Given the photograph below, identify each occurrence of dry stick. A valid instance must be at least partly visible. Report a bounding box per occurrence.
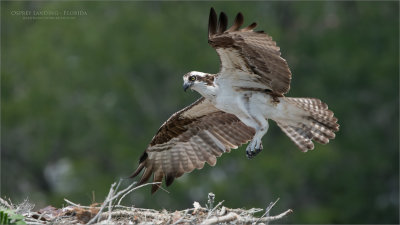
[218,206,226,216]
[90,182,117,225]
[64,199,92,209]
[36,211,47,223]
[85,181,117,225]
[24,217,45,224]
[245,209,293,223]
[201,208,293,225]
[25,221,46,225]
[205,200,224,220]
[0,197,12,208]
[87,181,162,224]
[116,182,163,205]
[103,210,159,219]
[172,209,190,225]
[105,180,133,203]
[107,193,112,222]
[256,197,280,224]
[201,212,239,225]
[229,207,263,215]
[108,181,164,204]
[92,179,133,224]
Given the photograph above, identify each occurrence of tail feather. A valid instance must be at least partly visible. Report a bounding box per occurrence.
[278,97,339,152]
[277,123,314,151]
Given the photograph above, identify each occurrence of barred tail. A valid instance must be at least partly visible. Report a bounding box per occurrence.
[277,97,339,152]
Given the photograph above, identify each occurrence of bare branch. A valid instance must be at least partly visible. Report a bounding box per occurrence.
[251,209,293,223]
[205,200,224,220]
[202,209,293,225]
[87,181,117,225]
[201,212,239,225]
[116,182,162,205]
[256,197,280,224]
[64,198,92,209]
[0,197,12,208]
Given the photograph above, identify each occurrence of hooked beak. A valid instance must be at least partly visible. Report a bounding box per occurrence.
[183,82,192,92]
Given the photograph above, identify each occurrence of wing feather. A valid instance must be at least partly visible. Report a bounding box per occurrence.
[138,167,152,185]
[151,171,164,193]
[208,8,292,95]
[213,125,240,147]
[184,143,200,170]
[227,12,244,32]
[217,12,228,34]
[179,144,194,172]
[130,97,255,193]
[208,7,217,37]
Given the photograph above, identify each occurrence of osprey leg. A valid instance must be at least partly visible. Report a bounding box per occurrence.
[234,93,271,159]
[245,117,269,159]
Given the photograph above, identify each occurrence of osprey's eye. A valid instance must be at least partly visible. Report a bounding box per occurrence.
[189,76,196,81]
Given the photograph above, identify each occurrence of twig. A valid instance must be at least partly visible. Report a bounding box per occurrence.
[87,180,163,224]
[256,197,280,224]
[0,197,12,208]
[172,209,189,225]
[36,211,46,223]
[205,200,224,220]
[201,208,293,225]
[218,206,226,216]
[202,212,238,225]
[106,180,134,203]
[86,181,117,225]
[15,198,35,215]
[24,216,50,225]
[102,209,164,219]
[116,182,162,205]
[64,199,92,209]
[107,191,112,222]
[228,207,263,215]
[249,209,293,223]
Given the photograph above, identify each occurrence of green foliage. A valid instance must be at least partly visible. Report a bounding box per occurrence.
[0,209,26,225]
[1,1,399,224]
[0,210,10,225]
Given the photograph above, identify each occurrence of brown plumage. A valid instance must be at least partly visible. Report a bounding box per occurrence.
[208,7,292,96]
[130,98,255,193]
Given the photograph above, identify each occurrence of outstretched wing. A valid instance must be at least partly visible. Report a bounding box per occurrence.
[130,97,255,193]
[208,7,292,95]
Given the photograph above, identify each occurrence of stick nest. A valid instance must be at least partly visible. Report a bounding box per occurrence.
[1,180,292,225]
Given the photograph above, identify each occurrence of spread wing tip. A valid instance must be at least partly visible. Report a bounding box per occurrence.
[209,8,260,36]
[242,22,258,31]
[208,7,217,37]
[129,151,148,178]
[227,12,244,32]
[218,12,228,34]
[209,7,229,37]
[129,163,144,178]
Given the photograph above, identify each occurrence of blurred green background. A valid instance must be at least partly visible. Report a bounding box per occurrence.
[2,1,398,224]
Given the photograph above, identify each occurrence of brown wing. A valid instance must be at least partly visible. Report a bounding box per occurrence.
[130,97,255,193]
[208,7,292,95]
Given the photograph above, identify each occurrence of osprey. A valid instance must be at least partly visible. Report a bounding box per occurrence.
[131,8,339,193]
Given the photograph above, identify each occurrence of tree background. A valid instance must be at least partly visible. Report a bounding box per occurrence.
[2,1,398,224]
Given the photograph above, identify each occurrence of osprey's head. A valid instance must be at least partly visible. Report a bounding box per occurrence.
[182,71,215,93]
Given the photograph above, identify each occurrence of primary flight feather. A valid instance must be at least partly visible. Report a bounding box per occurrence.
[130,8,339,193]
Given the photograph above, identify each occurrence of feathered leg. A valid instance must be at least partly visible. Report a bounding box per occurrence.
[237,93,269,159]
